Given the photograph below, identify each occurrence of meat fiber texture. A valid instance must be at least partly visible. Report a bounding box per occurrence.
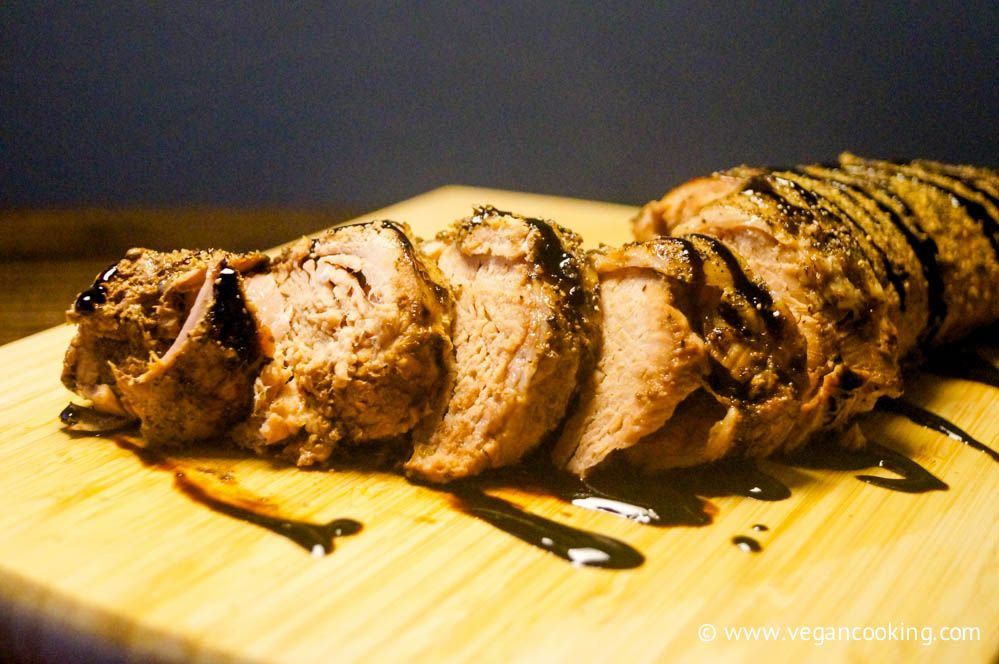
[405,206,600,482]
[231,221,455,467]
[554,236,808,476]
[589,153,999,475]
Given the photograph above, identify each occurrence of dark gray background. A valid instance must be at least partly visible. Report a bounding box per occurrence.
[3,1,997,209]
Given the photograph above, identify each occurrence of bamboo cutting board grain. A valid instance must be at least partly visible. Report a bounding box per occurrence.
[0,187,996,663]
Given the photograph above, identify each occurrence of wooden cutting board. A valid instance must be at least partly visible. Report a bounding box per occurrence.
[0,187,996,663]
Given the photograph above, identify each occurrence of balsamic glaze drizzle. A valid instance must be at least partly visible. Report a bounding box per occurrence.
[109,435,362,556]
[436,465,708,531]
[73,263,119,313]
[210,264,260,357]
[908,173,999,259]
[779,441,948,493]
[732,536,762,553]
[864,159,999,257]
[175,473,362,556]
[949,175,999,211]
[64,327,997,570]
[662,459,792,502]
[574,472,712,528]
[689,234,782,334]
[774,175,903,312]
[447,457,790,535]
[672,236,704,276]
[449,486,643,569]
[420,457,797,566]
[471,205,588,319]
[60,402,136,434]
[877,398,998,462]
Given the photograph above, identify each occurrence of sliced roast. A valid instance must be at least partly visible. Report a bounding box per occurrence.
[405,206,599,483]
[232,220,455,467]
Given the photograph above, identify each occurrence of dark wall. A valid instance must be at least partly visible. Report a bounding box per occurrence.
[3,2,997,209]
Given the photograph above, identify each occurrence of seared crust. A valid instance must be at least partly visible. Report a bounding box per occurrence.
[837,153,999,344]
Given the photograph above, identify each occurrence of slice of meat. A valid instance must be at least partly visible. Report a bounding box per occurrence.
[555,236,808,476]
[232,220,455,467]
[62,248,269,444]
[405,206,599,483]
[553,245,708,475]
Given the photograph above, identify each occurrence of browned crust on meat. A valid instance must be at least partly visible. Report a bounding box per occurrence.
[62,248,269,444]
